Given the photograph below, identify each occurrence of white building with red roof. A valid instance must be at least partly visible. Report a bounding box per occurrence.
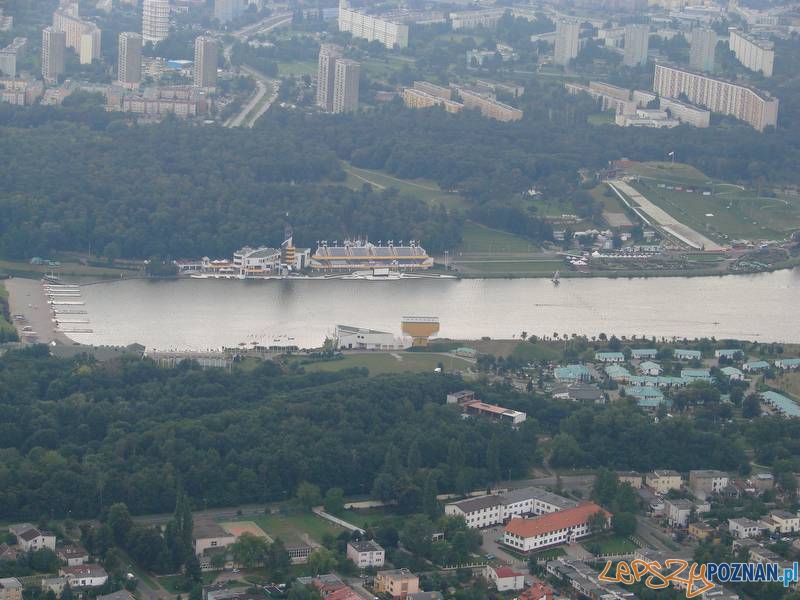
[502,503,610,553]
[485,565,525,591]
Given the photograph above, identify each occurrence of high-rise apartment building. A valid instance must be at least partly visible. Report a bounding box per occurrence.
[728,29,773,77]
[689,28,716,73]
[623,25,649,66]
[79,23,101,64]
[118,32,142,86]
[0,37,26,78]
[653,64,778,131]
[42,27,66,83]
[316,43,342,111]
[142,0,170,44]
[214,0,245,25]
[332,58,360,114]
[553,19,579,66]
[193,36,218,89]
[338,0,409,49]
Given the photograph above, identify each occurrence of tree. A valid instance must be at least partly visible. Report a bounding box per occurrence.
[60,583,73,600]
[612,512,637,537]
[323,487,345,515]
[400,515,433,558]
[591,468,618,507]
[486,435,501,485]
[307,547,337,574]
[106,503,133,546]
[296,482,322,511]
[588,511,608,536]
[423,471,440,519]
[268,538,291,579]
[287,584,323,600]
[743,393,761,418]
[231,533,270,569]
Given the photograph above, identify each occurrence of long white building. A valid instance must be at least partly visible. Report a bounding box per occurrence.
[445,487,578,529]
[659,96,711,127]
[728,29,773,77]
[338,0,409,49]
[653,64,778,131]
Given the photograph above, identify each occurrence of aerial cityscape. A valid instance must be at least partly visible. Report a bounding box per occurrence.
[1,0,800,599]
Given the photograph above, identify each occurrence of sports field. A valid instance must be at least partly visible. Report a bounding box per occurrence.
[252,513,343,546]
[220,521,271,540]
[299,352,472,375]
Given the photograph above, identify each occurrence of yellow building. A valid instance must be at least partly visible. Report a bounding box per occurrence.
[374,569,419,599]
[401,317,440,347]
[688,522,715,541]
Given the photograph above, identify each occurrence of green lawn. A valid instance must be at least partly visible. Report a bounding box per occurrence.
[588,110,615,125]
[298,352,472,376]
[582,535,638,556]
[252,513,343,546]
[157,572,217,593]
[455,222,539,253]
[454,260,564,276]
[342,163,466,210]
[277,61,317,77]
[341,507,398,529]
[0,258,133,278]
[531,547,567,561]
[0,282,16,337]
[360,57,415,80]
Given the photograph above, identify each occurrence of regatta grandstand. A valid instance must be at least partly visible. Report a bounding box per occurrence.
[309,240,434,271]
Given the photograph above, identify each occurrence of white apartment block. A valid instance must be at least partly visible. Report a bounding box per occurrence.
[316,44,342,111]
[660,97,711,127]
[690,28,716,73]
[450,9,506,30]
[623,25,649,66]
[458,88,522,122]
[653,64,778,131]
[444,487,578,529]
[338,1,409,49]
[688,470,729,499]
[664,498,694,527]
[729,29,773,77]
[554,19,579,66]
[728,518,761,539]
[332,58,360,114]
[346,540,385,568]
[403,88,463,113]
[759,510,800,534]
[142,0,170,43]
[79,24,100,64]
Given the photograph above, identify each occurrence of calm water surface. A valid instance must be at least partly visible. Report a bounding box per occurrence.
[76,270,800,350]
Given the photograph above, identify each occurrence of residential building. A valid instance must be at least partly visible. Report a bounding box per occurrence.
[0,38,26,78]
[519,582,554,600]
[690,28,716,73]
[743,360,770,372]
[639,361,662,376]
[615,109,680,128]
[775,358,800,370]
[595,351,625,363]
[59,565,108,588]
[42,27,66,83]
[623,25,649,67]
[450,9,505,30]
[335,325,401,350]
[659,97,711,127]
[554,19,580,66]
[0,544,19,562]
[752,473,774,491]
[645,470,682,494]
[9,524,56,552]
[41,578,67,595]
[316,43,342,111]
[759,510,800,534]
[338,1,409,49]
[215,0,245,24]
[715,349,742,360]
[617,471,643,489]
[413,80,450,99]
[57,546,89,566]
[565,81,637,116]
[457,88,522,122]
[633,89,657,106]
[116,86,210,119]
[407,593,443,600]
[332,58,360,114]
[484,565,525,591]
[761,391,800,418]
[503,503,610,553]
[118,32,142,87]
[193,36,218,89]
[664,498,694,527]
[631,349,658,359]
[0,579,22,600]
[444,487,577,528]
[142,0,170,43]
[52,7,99,57]
[96,592,134,600]
[403,88,463,113]
[346,540,385,568]
[374,569,419,599]
[551,383,605,403]
[729,29,773,77]
[193,520,236,557]
[446,390,475,404]
[0,77,44,106]
[554,364,591,382]
[674,348,701,360]
[79,23,101,64]
[689,470,729,499]
[545,559,634,599]
[728,518,761,539]
[653,64,779,132]
[689,522,715,541]
[460,398,526,425]
[605,365,631,382]
[681,368,712,382]
[721,366,744,380]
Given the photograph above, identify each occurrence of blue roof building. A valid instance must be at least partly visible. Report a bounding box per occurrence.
[743,361,770,372]
[625,386,665,400]
[681,368,712,382]
[629,375,687,388]
[639,361,663,375]
[720,366,744,380]
[674,349,702,360]
[715,349,743,359]
[554,364,591,382]
[596,351,625,363]
[761,391,800,418]
[605,365,631,381]
[775,358,800,370]
[631,349,659,359]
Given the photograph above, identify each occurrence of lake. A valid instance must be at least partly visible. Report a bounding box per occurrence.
[72,269,800,350]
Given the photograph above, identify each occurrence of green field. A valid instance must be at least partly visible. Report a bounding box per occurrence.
[626,161,800,241]
[455,222,539,253]
[582,535,638,556]
[588,110,616,126]
[0,258,133,278]
[0,282,17,338]
[157,572,217,593]
[342,163,466,210]
[252,513,343,546]
[277,61,317,77]
[297,352,472,375]
[360,57,416,80]
[341,507,397,529]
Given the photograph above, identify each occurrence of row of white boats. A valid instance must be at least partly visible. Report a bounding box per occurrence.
[189,268,457,281]
[44,282,93,334]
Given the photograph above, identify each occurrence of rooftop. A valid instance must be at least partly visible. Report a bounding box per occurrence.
[500,487,579,510]
[448,494,504,513]
[505,503,609,538]
[348,539,383,553]
[193,519,234,540]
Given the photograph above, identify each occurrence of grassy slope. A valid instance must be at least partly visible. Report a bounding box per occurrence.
[298,352,472,375]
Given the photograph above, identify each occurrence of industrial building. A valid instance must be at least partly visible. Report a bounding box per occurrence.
[334,325,404,350]
[310,241,433,271]
[653,64,778,131]
[729,29,774,77]
[338,0,409,49]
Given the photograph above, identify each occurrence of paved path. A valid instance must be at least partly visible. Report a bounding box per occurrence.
[608,180,723,251]
[5,277,76,345]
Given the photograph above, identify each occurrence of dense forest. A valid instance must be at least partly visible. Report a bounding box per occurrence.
[0,110,461,259]
[0,347,778,521]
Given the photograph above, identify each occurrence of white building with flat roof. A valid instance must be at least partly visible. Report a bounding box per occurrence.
[729,29,773,77]
[338,0,409,48]
[334,325,403,350]
[659,97,711,127]
[346,540,385,568]
[554,19,579,66]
